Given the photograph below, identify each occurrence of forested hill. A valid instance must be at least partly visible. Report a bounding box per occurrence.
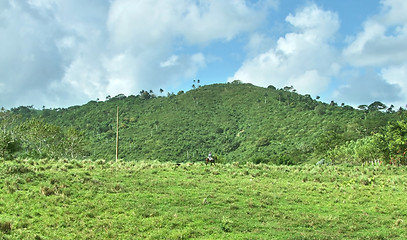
[6,82,406,164]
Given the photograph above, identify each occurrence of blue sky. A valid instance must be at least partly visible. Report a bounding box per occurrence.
[1,0,407,109]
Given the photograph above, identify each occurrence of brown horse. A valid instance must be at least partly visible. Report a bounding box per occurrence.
[205,156,216,165]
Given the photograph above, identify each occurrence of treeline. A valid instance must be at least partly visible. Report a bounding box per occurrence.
[0,110,87,159]
[327,120,407,165]
[1,83,407,165]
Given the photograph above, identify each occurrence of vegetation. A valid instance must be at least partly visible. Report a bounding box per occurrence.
[1,83,407,239]
[327,120,407,165]
[1,159,407,239]
[2,83,406,165]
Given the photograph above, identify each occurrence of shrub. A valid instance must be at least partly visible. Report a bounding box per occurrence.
[224,142,240,152]
[5,163,32,174]
[255,137,270,147]
[327,136,381,165]
[250,155,268,164]
[375,120,407,165]
[0,221,12,234]
[221,216,233,232]
[40,186,57,196]
[275,155,294,165]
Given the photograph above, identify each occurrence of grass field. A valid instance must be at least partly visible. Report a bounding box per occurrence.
[1,159,407,239]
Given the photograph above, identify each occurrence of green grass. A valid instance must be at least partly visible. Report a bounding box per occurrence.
[1,159,407,239]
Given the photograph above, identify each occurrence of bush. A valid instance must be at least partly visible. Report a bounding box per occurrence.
[329,120,407,165]
[255,137,270,147]
[0,132,20,159]
[221,216,234,232]
[275,155,294,165]
[327,136,381,165]
[375,120,407,165]
[0,221,12,234]
[215,128,224,134]
[224,142,240,152]
[5,163,32,174]
[250,155,268,164]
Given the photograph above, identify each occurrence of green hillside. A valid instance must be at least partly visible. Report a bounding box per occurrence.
[4,82,405,164]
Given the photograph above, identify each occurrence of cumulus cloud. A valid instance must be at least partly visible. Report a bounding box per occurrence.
[245,33,275,57]
[4,0,405,109]
[0,0,111,107]
[333,68,402,105]
[108,0,270,46]
[336,0,407,106]
[229,4,340,95]
[230,1,407,108]
[103,0,274,96]
[343,0,407,66]
[380,64,407,107]
[0,0,275,108]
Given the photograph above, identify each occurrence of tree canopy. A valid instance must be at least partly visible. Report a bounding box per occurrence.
[2,83,406,165]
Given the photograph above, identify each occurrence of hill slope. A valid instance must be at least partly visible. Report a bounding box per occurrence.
[12,83,398,163]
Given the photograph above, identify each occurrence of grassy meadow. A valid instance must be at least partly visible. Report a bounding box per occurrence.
[1,159,407,239]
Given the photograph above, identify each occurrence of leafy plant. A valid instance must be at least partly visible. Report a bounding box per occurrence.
[374,120,407,165]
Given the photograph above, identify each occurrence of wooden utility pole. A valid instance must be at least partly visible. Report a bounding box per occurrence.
[116,106,119,162]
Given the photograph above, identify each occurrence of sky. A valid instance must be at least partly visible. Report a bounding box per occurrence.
[1,0,407,109]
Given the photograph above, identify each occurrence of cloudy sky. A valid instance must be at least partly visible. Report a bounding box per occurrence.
[1,0,407,109]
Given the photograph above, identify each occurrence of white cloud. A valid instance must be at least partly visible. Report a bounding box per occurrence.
[0,0,278,107]
[0,0,111,107]
[337,0,407,107]
[245,33,275,57]
[343,0,407,66]
[27,0,57,9]
[229,4,340,95]
[285,3,339,41]
[381,64,407,107]
[0,0,275,108]
[107,0,273,49]
[382,64,407,90]
[177,1,268,44]
[230,1,407,108]
[160,55,179,68]
[85,0,274,100]
[5,0,405,110]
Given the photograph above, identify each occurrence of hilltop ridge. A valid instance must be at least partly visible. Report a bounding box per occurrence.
[7,82,400,164]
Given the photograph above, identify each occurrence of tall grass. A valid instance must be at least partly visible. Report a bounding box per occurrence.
[1,159,406,239]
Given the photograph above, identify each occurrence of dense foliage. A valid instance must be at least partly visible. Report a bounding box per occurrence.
[1,83,406,164]
[326,119,407,165]
[0,110,87,160]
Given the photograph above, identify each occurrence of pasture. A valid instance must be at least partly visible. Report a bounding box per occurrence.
[1,159,407,239]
